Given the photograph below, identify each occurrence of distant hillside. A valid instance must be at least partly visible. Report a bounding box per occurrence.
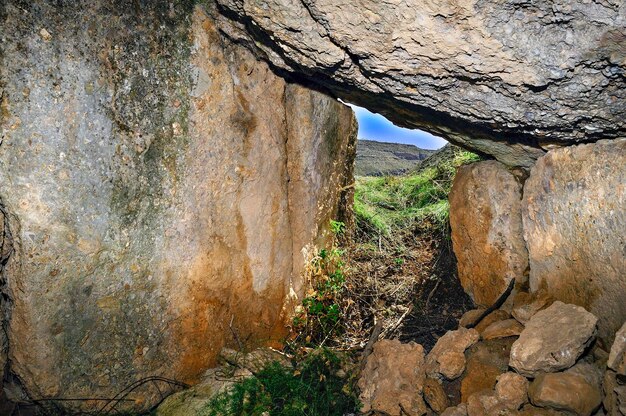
[355,140,436,176]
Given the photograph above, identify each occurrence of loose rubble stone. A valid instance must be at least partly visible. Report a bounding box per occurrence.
[528,363,602,416]
[459,309,487,329]
[495,372,529,411]
[510,302,598,377]
[461,338,514,402]
[441,403,468,416]
[358,340,427,416]
[426,328,479,380]
[523,140,626,344]
[423,377,449,414]
[482,319,524,341]
[609,321,626,375]
[475,309,511,334]
[603,370,626,416]
[450,161,528,307]
[512,291,554,324]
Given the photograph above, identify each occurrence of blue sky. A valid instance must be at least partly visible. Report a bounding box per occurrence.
[347,104,448,150]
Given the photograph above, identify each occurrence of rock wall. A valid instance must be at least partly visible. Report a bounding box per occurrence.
[450,139,626,347]
[0,1,356,412]
[214,0,626,167]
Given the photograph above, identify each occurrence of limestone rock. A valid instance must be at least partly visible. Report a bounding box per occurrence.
[482,319,524,341]
[461,338,514,403]
[423,377,449,414]
[604,370,626,416]
[528,364,603,416]
[609,321,626,375]
[0,3,356,412]
[459,309,487,329]
[495,372,529,411]
[220,348,292,374]
[425,328,479,380]
[358,340,427,416]
[215,0,626,167]
[441,403,468,416]
[475,310,511,334]
[450,161,528,307]
[523,139,626,344]
[512,291,554,325]
[510,302,598,377]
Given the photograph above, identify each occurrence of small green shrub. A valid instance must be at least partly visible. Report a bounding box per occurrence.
[205,350,360,416]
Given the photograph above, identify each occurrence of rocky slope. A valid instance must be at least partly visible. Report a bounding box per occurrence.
[355,140,434,176]
[214,0,626,167]
[0,2,355,412]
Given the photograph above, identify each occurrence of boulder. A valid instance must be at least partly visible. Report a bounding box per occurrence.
[608,321,626,375]
[449,161,528,307]
[511,291,554,325]
[528,363,603,416]
[482,319,524,341]
[358,340,428,416]
[425,328,480,380]
[0,3,356,412]
[510,302,598,377]
[523,139,626,345]
[215,0,626,167]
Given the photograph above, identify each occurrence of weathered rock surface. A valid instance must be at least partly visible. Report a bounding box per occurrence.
[482,319,524,341]
[358,340,427,416]
[441,403,468,416]
[523,139,626,345]
[528,363,603,416]
[475,310,512,334]
[608,322,626,375]
[495,372,529,411]
[510,302,598,377]
[450,161,528,307]
[0,2,355,412]
[214,0,626,167]
[512,291,554,325]
[426,328,480,380]
[461,338,514,403]
[424,376,449,414]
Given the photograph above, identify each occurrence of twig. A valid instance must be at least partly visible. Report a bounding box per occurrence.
[229,315,244,351]
[424,279,442,311]
[359,318,384,372]
[380,304,414,339]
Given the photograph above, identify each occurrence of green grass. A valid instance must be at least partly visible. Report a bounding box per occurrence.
[205,350,360,416]
[354,149,481,238]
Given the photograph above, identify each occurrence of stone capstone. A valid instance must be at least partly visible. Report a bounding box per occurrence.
[358,340,428,416]
[449,161,528,307]
[214,0,626,167]
[0,3,356,412]
[510,302,598,377]
[523,139,626,345]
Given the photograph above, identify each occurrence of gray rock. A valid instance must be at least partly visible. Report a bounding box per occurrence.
[523,139,626,345]
[214,0,626,167]
[450,161,528,307]
[510,302,598,377]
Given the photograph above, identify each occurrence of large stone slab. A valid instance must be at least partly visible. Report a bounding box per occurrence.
[0,3,355,412]
[509,302,597,377]
[450,161,528,307]
[523,139,626,345]
[215,0,626,167]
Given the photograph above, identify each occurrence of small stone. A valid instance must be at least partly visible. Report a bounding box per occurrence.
[423,377,449,414]
[517,404,569,415]
[459,309,487,328]
[509,301,598,377]
[425,328,479,380]
[608,321,626,375]
[39,28,52,42]
[512,291,553,324]
[475,309,510,334]
[461,338,514,403]
[482,319,524,340]
[441,403,468,416]
[358,340,427,416]
[528,364,602,416]
[467,390,500,416]
[495,372,528,410]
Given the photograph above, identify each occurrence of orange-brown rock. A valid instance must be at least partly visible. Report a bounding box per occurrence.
[511,291,554,324]
[450,161,528,307]
[0,4,356,413]
[475,309,511,334]
[482,319,524,341]
[461,338,514,403]
[426,328,480,380]
[424,377,449,414]
[523,139,626,345]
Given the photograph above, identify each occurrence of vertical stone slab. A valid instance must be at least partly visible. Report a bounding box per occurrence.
[523,139,626,345]
[450,160,528,307]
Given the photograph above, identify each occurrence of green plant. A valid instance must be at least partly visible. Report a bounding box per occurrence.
[329,220,346,236]
[205,350,360,416]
